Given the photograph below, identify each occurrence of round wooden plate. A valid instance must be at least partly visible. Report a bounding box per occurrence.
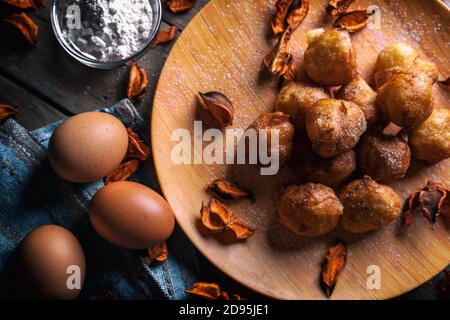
[152,0,450,299]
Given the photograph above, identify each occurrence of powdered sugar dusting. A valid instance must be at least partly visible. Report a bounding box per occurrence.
[65,0,154,61]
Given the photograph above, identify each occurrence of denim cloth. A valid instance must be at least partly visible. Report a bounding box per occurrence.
[0,99,201,300]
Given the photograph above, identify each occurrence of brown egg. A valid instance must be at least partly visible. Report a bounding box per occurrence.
[48,112,129,183]
[18,225,86,300]
[89,181,175,249]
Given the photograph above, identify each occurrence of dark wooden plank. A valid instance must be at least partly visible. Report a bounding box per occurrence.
[0,6,176,118]
[162,0,209,28]
[0,74,65,130]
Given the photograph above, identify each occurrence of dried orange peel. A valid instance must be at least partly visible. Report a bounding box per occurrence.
[200,198,255,240]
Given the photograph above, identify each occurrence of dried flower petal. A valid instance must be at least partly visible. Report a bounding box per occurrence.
[227,218,255,239]
[164,0,196,14]
[127,63,149,102]
[207,179,253,200]
[271,0,308,37]
[104,159,140,184]
[151,26,177,48]
[126,128,151,161]
[263,29,294,80]
[220,290,229,300]
[200,198,255,240]
[2,12,38,46]
[420,186,445,225]
[401,190,420,227]
[286,0,309,33]
[0,104,19,121]
[3,0,35,9]
[440,193,450,218]
[198,91,234,128]
[271,0,294,37]
[321,240,347,298]
[144,242,168,265]
[333,10,373,33]
[326,0,355,17]
[200,201,225,233]
[209,197,234,226]
[402,181,450,227]
[185,282,222,300]
[281,58,297,84]
[185,282,242,300]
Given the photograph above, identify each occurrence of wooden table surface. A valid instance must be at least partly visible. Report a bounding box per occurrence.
[0,0,447,300]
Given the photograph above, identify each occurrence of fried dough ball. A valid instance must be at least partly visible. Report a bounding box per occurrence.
[275,82,329,130]
[376,71,433,128]
[339,176,401,233]
[246,112,295,167]
[357,131,411,182]
[375,43,438,88]
[409,108,450,165]
[375,43,418,74]
[373,67,406,90]
[305,99,367,158]
[303,30,357,86]
[278,184,343,237]
[413,58,439,82]
[336,75,379,127]
[293,135,356,187]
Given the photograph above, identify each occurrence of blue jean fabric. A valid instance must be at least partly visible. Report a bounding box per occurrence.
[0,99,201,299]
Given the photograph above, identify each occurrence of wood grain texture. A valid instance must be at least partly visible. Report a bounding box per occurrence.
[0,74,65,129]
[152,0,450,300]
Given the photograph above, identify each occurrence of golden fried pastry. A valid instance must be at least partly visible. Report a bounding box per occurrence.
[413,58,439,82]
[292,135,356,187]
[409,108,450,165]
[278,183,343,237]
[376,71,433,128]
[275,82,329,130]
[305,99,367,158]
[339,176,401,233]
[375,43,419,74]
[303,30,357,86]
[246,112,295,167]
[375,43,438,88]
[336,75,379,127]
[373,67,406,90]
[357,131,411,182]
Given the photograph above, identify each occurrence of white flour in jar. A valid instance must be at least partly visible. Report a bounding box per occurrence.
[64,0,153,61]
